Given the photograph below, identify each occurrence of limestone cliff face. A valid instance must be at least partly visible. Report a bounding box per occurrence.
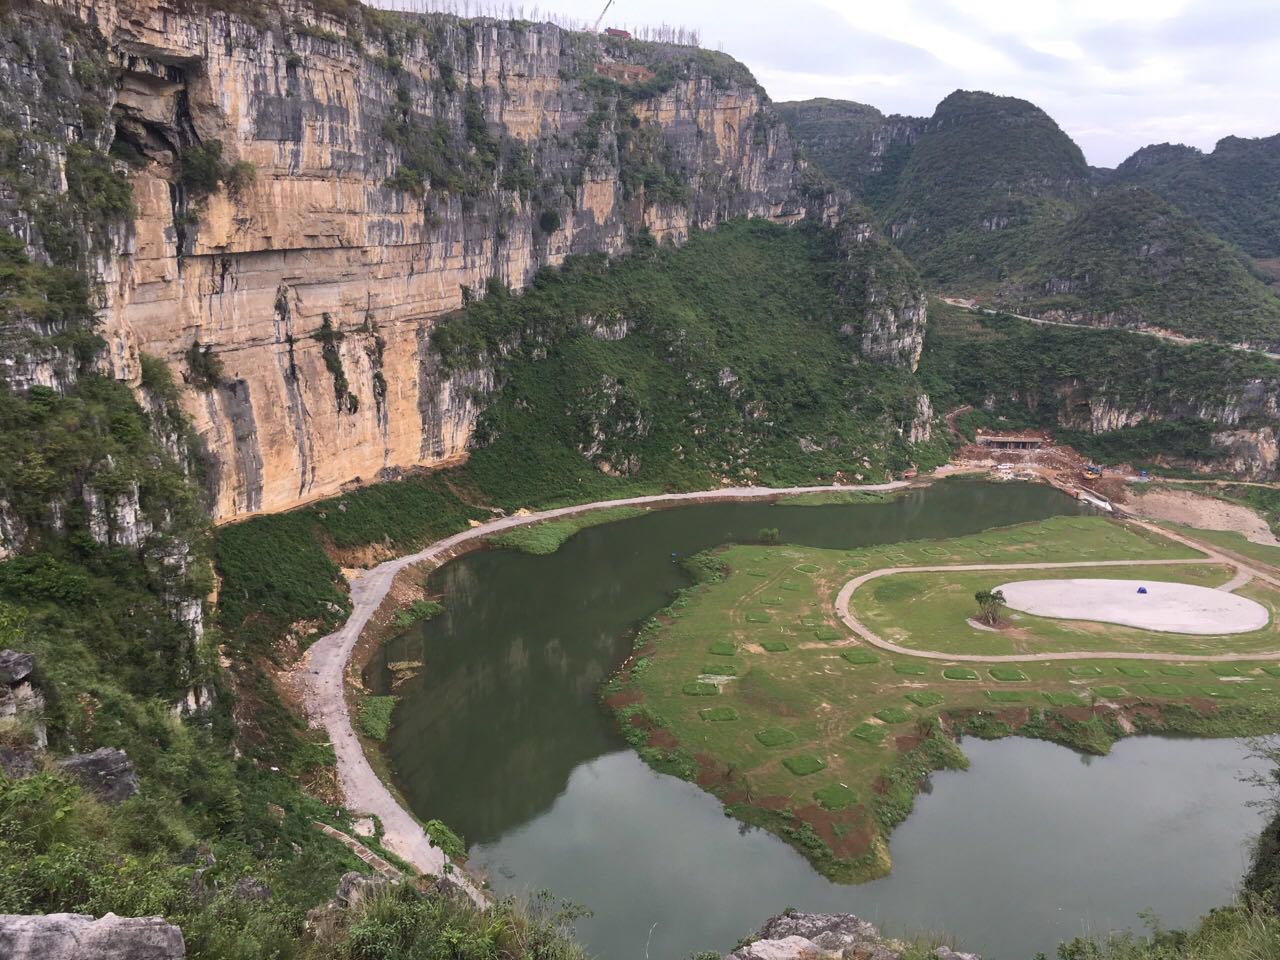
[836,217,928,369]
[990,377,1280,477]
[68,0,826,518]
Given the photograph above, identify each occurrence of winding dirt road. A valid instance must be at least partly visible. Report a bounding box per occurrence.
[298,482,1280,894]
[962,302,1280,361]
[297,481,909,894]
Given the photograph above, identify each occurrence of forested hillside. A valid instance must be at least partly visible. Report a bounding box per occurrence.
[1113,134,1280,260]
[781,92,1280,348]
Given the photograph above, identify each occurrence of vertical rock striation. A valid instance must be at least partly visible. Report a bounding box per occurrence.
[57,0,842,518]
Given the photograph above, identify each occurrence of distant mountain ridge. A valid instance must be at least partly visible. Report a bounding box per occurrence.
[1111,133,1280,260]
[779,92,1280,348]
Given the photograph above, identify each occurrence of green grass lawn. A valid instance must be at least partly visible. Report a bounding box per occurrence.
[1157,522,1280,571]
[607,514,1280,884]
[484,505,649,554]
[855,561,1280,657]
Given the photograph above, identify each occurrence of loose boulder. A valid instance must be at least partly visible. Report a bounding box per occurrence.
[334,870,389,909]
[0,650,34,686]
[0,912,185,959]
[56,748,139,804]
[726,912,980,960]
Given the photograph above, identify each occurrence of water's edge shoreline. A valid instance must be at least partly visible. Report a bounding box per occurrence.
[294,479,918,897]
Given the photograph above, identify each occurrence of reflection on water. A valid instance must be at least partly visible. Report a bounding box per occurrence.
[373,480,1086,844]
[471,738,1263,960]
[360,482,1264,956]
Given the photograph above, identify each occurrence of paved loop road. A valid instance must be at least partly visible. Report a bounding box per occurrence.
[834,521,1280,663]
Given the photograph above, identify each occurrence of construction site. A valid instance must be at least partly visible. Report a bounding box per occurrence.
[947,422,1132,513]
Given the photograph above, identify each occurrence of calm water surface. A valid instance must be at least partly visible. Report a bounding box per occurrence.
[370,481,1265,958]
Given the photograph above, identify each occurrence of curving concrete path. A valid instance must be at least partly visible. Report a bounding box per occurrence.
[297,481,909,896]
[834,541,1280,664]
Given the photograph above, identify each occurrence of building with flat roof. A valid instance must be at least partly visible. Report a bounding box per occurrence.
[974,430,1047,451]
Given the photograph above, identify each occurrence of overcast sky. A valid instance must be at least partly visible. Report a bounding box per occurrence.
[466,0,1280,167]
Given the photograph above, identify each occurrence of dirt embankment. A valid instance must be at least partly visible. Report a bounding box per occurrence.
[1129,487,1280,547]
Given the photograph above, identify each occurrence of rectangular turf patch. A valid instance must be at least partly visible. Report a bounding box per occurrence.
[906,691,944,708]
[702,664,738,677]
[943,667,979,681]
[841,649,879,665]
[1093,685,1127,699]
[1159,666,1195,677]
[1069,665,1104,677]
[814,627,842,642]
[699,706,739,722]
[682,682,718,696]
[1209,664,1243,676]
[986,690,1026,703]
[813,783,858,811]
[782,753,827,776]
[708,641,737,656]
[874,707,911,724]
[745,613,772,623]
[1144,682,1181,696]
[1116,666,1150,678]
[1202,686,1239,699]
[755,726,797,747]
[989,667,1029,682]
[1043,692,1086,707]
[850,723,887,744]
[1262,666,1280,677]
[760,640,790,653]
[893,662,928,676]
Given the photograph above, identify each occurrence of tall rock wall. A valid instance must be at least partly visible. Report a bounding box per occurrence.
[63,0,830,518]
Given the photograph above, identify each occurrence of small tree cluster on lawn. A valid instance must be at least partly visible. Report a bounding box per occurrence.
[974,588,1006,627]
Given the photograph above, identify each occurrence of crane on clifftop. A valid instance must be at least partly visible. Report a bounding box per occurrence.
[591,0,615,33]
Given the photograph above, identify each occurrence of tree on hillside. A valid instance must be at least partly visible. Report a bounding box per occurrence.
[974,588,1006,627]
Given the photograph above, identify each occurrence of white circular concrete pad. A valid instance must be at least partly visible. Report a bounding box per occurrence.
[994,578,1270,636]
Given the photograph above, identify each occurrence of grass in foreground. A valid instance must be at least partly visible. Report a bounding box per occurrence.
[605,515,1280,883]
[303,886,585,960]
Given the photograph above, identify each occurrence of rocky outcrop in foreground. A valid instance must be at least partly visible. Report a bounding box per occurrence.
[0,912,185,960]
[726,912,978,960]
[55,748,140,805]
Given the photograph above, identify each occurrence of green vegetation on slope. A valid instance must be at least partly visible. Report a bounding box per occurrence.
[219,219,944,653]
[301,886,584,960]
[919,301,1280,468]
[434,219,940,503]
[0,232,373,960]
[1113,135,1280,260]
[0,7,591,956]
[781,92,1280,345]
[774,98,911,208]
[485,505,649,555]
[1006,187,1280,347]
[215,473,487,650]
[880,90,1090,287]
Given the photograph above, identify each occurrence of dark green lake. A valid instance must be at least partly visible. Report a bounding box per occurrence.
[370,480,1264,959]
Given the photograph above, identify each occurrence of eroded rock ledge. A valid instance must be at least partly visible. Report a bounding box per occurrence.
[726,911,979,960]
[0,912,185,960]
